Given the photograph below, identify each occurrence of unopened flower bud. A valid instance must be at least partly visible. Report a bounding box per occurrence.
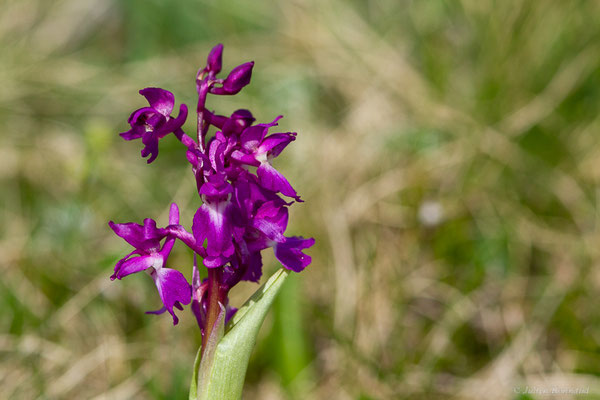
[207,43,223,74]
[222,62,254,94]
[223,109,255,135]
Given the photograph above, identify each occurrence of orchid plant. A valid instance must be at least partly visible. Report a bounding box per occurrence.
[108,44,314,399]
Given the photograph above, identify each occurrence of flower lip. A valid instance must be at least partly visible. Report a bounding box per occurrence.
[192,199,236,263]
[274,236,315,272]
[150,267,192,325]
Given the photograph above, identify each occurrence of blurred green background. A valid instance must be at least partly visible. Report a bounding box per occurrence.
[2,0,600,399]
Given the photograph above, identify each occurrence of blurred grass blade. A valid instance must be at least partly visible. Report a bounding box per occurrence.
[195,268,289,400]
[272,275,313,387]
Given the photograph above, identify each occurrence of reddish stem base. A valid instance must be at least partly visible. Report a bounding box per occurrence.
[201,267,227,355]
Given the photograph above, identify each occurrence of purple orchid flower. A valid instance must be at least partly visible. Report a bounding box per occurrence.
[231,117,302,201]
[120,88,188,163]
[235,177,312,273]
[192,174,240,268]
[111,44,314,337]
[109,203,191,324]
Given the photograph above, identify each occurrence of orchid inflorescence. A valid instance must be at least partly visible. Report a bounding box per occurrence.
[109,44,314,341]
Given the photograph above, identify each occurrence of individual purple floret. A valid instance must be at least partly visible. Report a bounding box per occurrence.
[231,116,302,201]
[120,88,188,163]
[210,62,254,95]
[206,44,223,74]
[192,174,238,267]
[110,44,314,350]
[109,203,191,324]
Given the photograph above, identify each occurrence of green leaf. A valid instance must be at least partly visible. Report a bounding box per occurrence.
[271,275,313,387]
[189,305,225,400]
[192,268,290,400]
[189,347,202,400]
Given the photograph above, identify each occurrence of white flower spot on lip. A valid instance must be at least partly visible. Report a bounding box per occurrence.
[145,256,164,276]
[152,257,164,270]
[255,152,268,164]
[207,199,230,228]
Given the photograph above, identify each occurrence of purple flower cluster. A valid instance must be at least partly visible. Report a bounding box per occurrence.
[109,44,314,330]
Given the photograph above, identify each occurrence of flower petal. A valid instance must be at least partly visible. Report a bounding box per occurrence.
[222,109,255,136]
[230,150,260,167]
[145,306,167,315]
[139,88,175,117]
[112,254,158,280]
[239,116,282,152]
[192,201,235,259]
[151,267,192,325]
[257,132,296,159]
[203,254,230,268]
[119,125,145,141]
[208,136,227,172]
[274,236,315,272]
[199,175,233,199]
[127,107,156,125]
[160,104,188,138]
[241,251,263,282]
[257,162,301,201]
[141,131,159,164]
[239,126,266,153]
[251,201,288,242]
[108,219,165,252]
[169,203,180,225]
